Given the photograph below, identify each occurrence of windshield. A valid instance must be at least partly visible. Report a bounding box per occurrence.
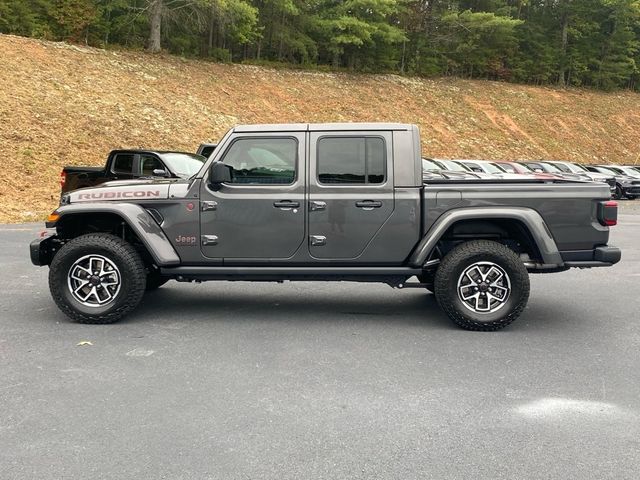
[476,162,505,174]
[571,163,590,172]
[618,166,640,177]
[540,162,563,173]
[548,162,581,174]
[422,159,441,171]
[436,160,469,172]
[494,162,515,173]
[596,166,618,176]
[160,153,206,176]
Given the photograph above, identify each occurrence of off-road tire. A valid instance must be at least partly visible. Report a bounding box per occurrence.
[434,240,530,331]
[49,233,146,324]
[146,269,169,291]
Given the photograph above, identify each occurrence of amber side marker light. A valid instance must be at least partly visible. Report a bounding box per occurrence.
[47,212,60,223]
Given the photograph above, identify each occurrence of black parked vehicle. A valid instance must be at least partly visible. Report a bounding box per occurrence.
[60,150,206,195]
[196,143,218,158]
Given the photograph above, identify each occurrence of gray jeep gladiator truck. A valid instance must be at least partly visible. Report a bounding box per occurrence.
[31,123,621,331]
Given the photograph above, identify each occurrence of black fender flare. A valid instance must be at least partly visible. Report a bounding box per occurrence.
[52,203,181,266]
[408,207,563,268]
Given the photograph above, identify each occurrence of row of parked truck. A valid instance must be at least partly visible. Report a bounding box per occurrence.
[422,158,640,200]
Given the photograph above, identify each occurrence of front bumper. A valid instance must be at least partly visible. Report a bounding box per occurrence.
[30,233,57,266]
[621,185,640,196]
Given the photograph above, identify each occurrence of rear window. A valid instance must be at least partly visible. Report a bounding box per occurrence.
[112,154,134,174]
[317,137,385,185]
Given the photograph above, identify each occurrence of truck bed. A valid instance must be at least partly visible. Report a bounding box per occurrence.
[422,180,611,253]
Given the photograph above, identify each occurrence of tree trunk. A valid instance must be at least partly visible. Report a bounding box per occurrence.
[208,2,215,55]
[558,11,568,86]
[148,0,163,53]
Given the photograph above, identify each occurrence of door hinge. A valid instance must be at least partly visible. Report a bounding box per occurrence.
[201,235,219,246]
[201,201,218,211]
[310,235,326,246]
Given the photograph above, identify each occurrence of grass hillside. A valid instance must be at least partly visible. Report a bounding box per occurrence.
[1,34,640,223]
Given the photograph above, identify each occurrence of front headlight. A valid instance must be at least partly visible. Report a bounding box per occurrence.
[59,194,70,206]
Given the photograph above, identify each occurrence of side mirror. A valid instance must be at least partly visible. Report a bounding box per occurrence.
[210,162,232,185]
[152,169,168,177]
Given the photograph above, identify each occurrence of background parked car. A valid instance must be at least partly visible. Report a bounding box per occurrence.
[541,160,616,195]
[429,159,491,178]
[585,165,640,199]
[422,158,480,180]
[454,160,535,180]
[607,165,640,179]
[492,161,559,180]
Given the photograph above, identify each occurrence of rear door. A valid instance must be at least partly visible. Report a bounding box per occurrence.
[308,131,394,260]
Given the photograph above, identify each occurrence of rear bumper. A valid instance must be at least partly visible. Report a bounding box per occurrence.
[527,245,621,272]
[561,245,621,268]
[30,233,56,266]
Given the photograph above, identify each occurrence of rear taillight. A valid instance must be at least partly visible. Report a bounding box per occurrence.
[60,170,66,187]
[598,200,618,226]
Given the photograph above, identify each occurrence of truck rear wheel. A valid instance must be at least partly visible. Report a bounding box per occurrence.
[49,233,146,324]
[434,240,530,331]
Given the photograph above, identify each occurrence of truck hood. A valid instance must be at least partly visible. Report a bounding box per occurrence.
[65,178,187,203]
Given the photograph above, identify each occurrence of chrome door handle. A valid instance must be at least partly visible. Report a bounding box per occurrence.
[309,201,326,211]
[355,200,382,210]
[201,235,218,246]
[310,235,326,246]
[201,201,218,211]
[273,200,300,210]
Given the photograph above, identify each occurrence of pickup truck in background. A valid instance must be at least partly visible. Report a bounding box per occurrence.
[60,150,206,195]
[33,123,621,331]
[196,143,217,158]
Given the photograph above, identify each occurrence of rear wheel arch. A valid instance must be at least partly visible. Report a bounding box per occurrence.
[410,207,562,268]
[436,218,543,263]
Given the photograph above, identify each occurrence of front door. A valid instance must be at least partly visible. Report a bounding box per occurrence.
[200,132,306,260]
[308,131,394,260]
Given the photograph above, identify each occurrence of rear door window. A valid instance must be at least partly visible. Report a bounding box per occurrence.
[317,137,386,185]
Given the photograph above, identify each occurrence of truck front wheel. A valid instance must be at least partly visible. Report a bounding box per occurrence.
[434,240,530,331]
[49,233,146,324]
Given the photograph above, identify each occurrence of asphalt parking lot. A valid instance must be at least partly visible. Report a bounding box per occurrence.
[1,207,639,479]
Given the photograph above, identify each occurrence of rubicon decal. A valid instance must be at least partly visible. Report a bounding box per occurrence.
[77,190,162,200]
